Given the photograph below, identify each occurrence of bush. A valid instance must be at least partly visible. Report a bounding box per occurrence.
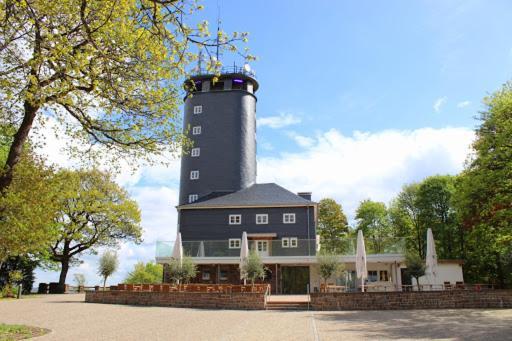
[125,262,163,284]
[405,253,426,289]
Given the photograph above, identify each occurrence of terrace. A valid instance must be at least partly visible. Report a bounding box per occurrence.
[155,237,407,264]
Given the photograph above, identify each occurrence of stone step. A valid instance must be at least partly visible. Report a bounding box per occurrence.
[266,302,310,311]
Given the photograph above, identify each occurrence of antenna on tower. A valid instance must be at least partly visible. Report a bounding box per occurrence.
[215,1,221,62]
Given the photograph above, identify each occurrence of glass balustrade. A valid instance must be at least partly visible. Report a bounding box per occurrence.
[156,238,406,259]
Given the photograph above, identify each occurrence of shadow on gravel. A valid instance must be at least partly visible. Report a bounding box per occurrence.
[313,309,512,340]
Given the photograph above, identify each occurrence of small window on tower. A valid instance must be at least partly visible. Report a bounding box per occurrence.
[232,78,244,90]
[190,170,199,180]
[188,194,198,203]
[191,148,200,157]
[192,126,201,135]
[193,105,202,114]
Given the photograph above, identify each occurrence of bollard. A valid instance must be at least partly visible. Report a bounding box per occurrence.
[17,284,22,299]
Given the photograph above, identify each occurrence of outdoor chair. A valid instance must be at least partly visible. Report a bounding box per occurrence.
[444,282,452,290]
[455,281,465,289]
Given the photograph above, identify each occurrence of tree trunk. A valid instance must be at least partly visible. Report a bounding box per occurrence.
[0,100,39,192]
[103,276,107,290]
[58,258,70,293]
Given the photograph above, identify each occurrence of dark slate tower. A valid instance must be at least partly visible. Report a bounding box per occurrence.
[178,67,259,206]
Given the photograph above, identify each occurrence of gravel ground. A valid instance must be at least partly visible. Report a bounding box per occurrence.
[1,294,511,340]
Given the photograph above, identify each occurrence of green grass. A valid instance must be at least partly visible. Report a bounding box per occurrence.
[0,324,49,341]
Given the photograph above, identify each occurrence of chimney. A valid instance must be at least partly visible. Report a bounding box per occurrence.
[297,192,312,201]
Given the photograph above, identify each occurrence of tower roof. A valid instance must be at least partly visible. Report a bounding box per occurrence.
[178,183,315,209]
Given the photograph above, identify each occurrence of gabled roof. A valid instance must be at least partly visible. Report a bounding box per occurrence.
[179,183,315,209]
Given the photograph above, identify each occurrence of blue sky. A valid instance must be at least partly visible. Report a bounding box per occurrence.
[35,0,512,286]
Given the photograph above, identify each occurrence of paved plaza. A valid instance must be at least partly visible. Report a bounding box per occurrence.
[1,294,511,340]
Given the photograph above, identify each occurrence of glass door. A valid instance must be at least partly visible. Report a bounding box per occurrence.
[256,240,269,257]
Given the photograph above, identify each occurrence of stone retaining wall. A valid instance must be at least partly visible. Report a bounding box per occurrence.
[310,290,512,310]
[85,290,266,310]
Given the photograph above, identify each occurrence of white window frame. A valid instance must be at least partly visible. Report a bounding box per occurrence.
[229,214,242,225]
[282,238,290,248]
[193,105,202,114]
[202,271,210,280]
[290,237,298,248]
[191,147,200,157]
[256,214,268,225]
[188,194,198,203]
[229,238,241,249]
[192,126,202,135]
[190,170,199,180]
[283,213,296,224]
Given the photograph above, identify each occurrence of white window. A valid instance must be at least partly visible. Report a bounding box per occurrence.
[188,194,198,203]
[202,271,210,280]
[193,105,202,114]
[190,170,199,180]
[192,126,202,135]
[191,148,200,157]
[282,238,290,248]
[283,213,296,224]
[256,214,268,224]
[229,214,241,225]
[229,239,241,249]
[290,237,298,248]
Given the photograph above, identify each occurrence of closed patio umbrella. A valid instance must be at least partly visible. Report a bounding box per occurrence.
[172,232,183,266]
[240,231,249,284]
[425,228,438,288]
[197,240,205,257]
[356,230,368,292]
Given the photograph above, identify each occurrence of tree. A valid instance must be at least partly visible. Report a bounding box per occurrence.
[48,169,142,290]
[73,273,86,287]
[455,82,512,287]
[355,200,392,253]
[98,251,118,289]
[389,183,424,257]
[0,256,38,295]
[316,252,344,289]
[241,251,266,286]
[0,129,59,267]
[318,198,349,253]
[167,256,197,285]
[405,253,426,290]
[125,262,163,284]
[416,175,459,259]
[0,0,253,192]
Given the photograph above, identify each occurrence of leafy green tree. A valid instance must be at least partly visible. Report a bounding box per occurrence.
[355,200,392,253]
[405,253,426,290]
[318,198,349,254]
[455,82,512,287]
[416,175,459,259]
[0,129,59,267]
[0,256,38,295]
[241,251,266,286]
[167,256,197,285]
[389,183,424,257]
[316,252,344,288]
[48,169,142,290]
[125,262,163,284]
[98,251,118,289]
[0,0,253,191]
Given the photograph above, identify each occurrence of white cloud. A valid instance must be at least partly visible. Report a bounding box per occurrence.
[457,100,471,108]
[258,127,474,222]
[286,131,315,148]
[257,112,301,129]
[433,97,447,112]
